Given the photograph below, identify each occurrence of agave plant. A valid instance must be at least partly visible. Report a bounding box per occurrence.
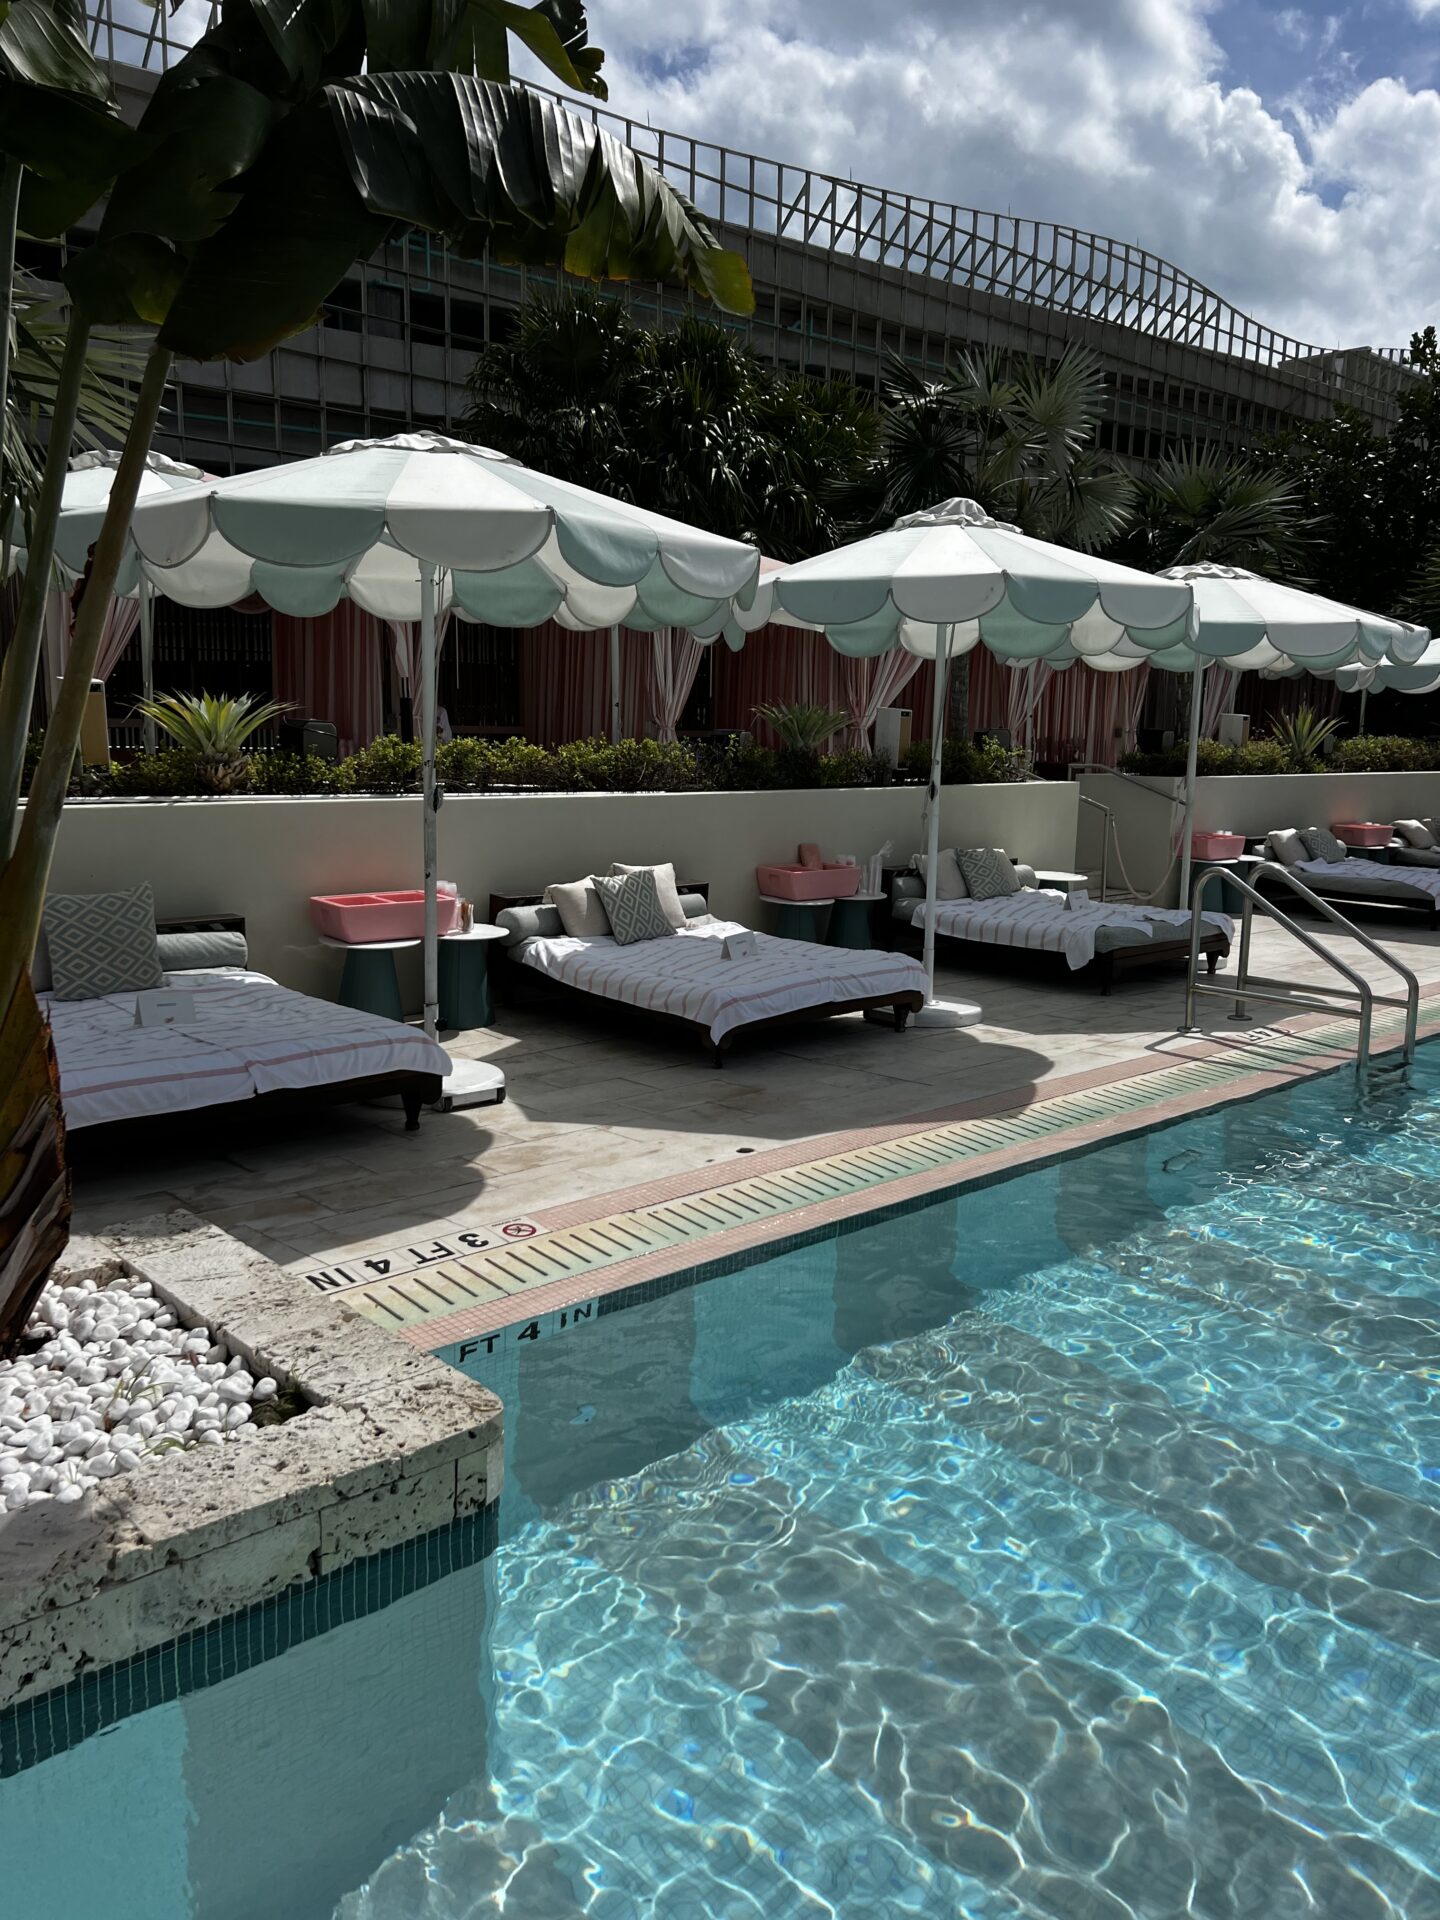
[1268,705,1345,772]
[753,701,849,752]
[134,692,294,792]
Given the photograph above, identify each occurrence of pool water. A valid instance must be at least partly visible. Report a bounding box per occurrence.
[7,1050,1440,1918]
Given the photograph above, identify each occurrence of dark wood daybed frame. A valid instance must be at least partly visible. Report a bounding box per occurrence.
[65,914,447,1146]
[487,887,924,1065]
[882,876,1230,995]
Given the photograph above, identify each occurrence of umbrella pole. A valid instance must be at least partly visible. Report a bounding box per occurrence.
[609,624,622,741]
[902,624,981,1032]
[1358,686,1368,737]
[1178,659,1204,909]
[420,560,440,1041]
[139,577,156,756]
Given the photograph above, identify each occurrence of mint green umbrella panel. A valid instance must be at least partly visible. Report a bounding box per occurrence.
[2,448,208,595]
[125,433,760,630]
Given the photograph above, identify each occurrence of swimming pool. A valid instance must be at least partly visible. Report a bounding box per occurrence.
[5,1047,1440,1918]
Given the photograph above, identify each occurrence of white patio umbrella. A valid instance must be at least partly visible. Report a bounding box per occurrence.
[1131,567,1431,902]
[1332,638,1440,718]
[722,499,1198,1025]
[125,433,761,1102]
[3,449,210,752]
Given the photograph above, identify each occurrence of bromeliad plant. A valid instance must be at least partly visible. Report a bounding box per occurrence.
[753,701,849,751]
[0,0,754,1355]
[1268,705,1345,772]
[133,691,294,792]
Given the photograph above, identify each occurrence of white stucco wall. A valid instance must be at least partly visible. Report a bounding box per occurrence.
[43,781,1079,1001]
[1080,768,1440,906]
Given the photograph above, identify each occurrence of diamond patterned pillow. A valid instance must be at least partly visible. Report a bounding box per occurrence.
[44,884,163,1001]
[593,870,676,946]
[1300,826,1348,865]
[956,847,1021,900]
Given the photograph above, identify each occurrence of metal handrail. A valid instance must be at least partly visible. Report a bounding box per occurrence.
[1182,862,1419,1077]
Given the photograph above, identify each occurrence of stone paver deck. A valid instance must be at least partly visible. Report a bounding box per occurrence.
[72,913,1440,1341]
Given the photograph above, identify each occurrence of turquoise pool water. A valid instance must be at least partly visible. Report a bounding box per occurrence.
[5,1051,1440,1917]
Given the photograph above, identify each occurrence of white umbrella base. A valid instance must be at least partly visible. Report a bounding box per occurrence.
[434,1059,508,1111]
[865,997,982,1031]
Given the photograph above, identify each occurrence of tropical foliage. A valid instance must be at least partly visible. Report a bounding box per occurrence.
[0,0,755,1351]
[1112,445,1308,575]
[460,290,878,557]
[752,701,848,751]
[133,689,294,791]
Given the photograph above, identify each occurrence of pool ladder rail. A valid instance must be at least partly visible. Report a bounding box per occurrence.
[1182,861,1419,1083]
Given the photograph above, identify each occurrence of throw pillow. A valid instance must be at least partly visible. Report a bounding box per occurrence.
[1266,829,1306,867]
[1395,820,1436,849]
[43,884,164,1001]
[547,877,611,939]
[957,847,1021,900]
[1300,826,1348,865]
[610,860,687,929]
[913,849,968,900]
[593,869,675,946]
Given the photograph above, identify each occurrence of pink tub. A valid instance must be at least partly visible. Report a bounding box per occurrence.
[1190,831,1245,860]
[310,884,459,943]
[1333,822,1392,849]
[757,862,861,901]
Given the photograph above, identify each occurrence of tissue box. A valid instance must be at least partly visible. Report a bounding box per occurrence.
[310,885,460,942]
[757,863,861,900]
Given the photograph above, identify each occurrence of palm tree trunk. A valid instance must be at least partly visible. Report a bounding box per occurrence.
[0,314,93,847]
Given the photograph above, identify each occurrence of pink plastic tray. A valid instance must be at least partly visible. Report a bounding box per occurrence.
[1333,822,1392,849]
[1190,831,1245,860]
[757,862,861,900]
[309,886,459,942]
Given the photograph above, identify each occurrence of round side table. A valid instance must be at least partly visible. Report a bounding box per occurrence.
[827,892,885,949]
[318,934,418,1022]
[438,924,507,1031]
[758,893,834,941]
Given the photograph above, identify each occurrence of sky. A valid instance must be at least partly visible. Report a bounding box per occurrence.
[519,0,1440,352]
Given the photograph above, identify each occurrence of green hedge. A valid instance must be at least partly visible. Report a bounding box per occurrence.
[1118,735,1440,777]
[53,733,913,798]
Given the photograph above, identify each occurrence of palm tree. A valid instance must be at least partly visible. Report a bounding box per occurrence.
[0,0,755,1352]
[460,289,879,558]
[1117,444,1308,574]
[862,344,1133,736]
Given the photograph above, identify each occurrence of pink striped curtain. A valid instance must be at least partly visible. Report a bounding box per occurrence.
[841,647,925,749]
[712,625,847,742]
[1201,666,1239,738]
[41,589,140,691]
[388,609,455,693]
[272,602,385,755]
[649,628,704,741]
[95,597,141,682]
[1120,664,1151,753]
[519,621,648,745]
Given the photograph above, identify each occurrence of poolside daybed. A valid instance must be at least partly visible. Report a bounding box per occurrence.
[44,920,449,1132]
[1259,830,1440,926]
[491,883,927,1062]
[889,861,1232,993]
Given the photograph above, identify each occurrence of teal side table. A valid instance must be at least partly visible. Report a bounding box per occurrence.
[320,934,416,1022]
[759,893,833,941]
[1194,862,1245,915]
[827,892,884,949]
[438,925,507,1030]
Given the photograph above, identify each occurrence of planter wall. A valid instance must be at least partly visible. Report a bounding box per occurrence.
[1079,769,1440,906]
[45,782,1080,1002]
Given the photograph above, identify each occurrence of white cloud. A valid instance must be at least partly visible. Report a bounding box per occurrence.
[531,0,1440,350]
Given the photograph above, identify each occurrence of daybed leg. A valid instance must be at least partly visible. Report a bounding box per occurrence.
[402,1089,423,1131]
[1099,956,1114,997]
[711,1043,726,1069]
[893,1002,910,1032]
[1206,951,1219,975]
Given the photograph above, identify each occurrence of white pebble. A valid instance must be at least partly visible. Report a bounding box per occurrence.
[252,1379,278,1401]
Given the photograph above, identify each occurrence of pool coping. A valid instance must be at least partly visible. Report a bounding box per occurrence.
[405,987,1440,1354]
[0,1214,503,1715]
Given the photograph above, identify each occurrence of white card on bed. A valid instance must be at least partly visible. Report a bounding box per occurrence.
[722,931,759,959]
[1063,889,1090,910]
[133,989,196,1028]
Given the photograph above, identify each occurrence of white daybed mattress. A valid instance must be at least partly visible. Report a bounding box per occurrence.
[43,967,452,1130]
[1296,857,1440,904]
[514,919,929,1044]
[898,889,1233,971]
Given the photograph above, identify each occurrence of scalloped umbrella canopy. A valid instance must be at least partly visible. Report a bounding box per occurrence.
[700,499,1196,662]
[3,449,210,595]
[126,433,760,628]
[1331,638,1440,696]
